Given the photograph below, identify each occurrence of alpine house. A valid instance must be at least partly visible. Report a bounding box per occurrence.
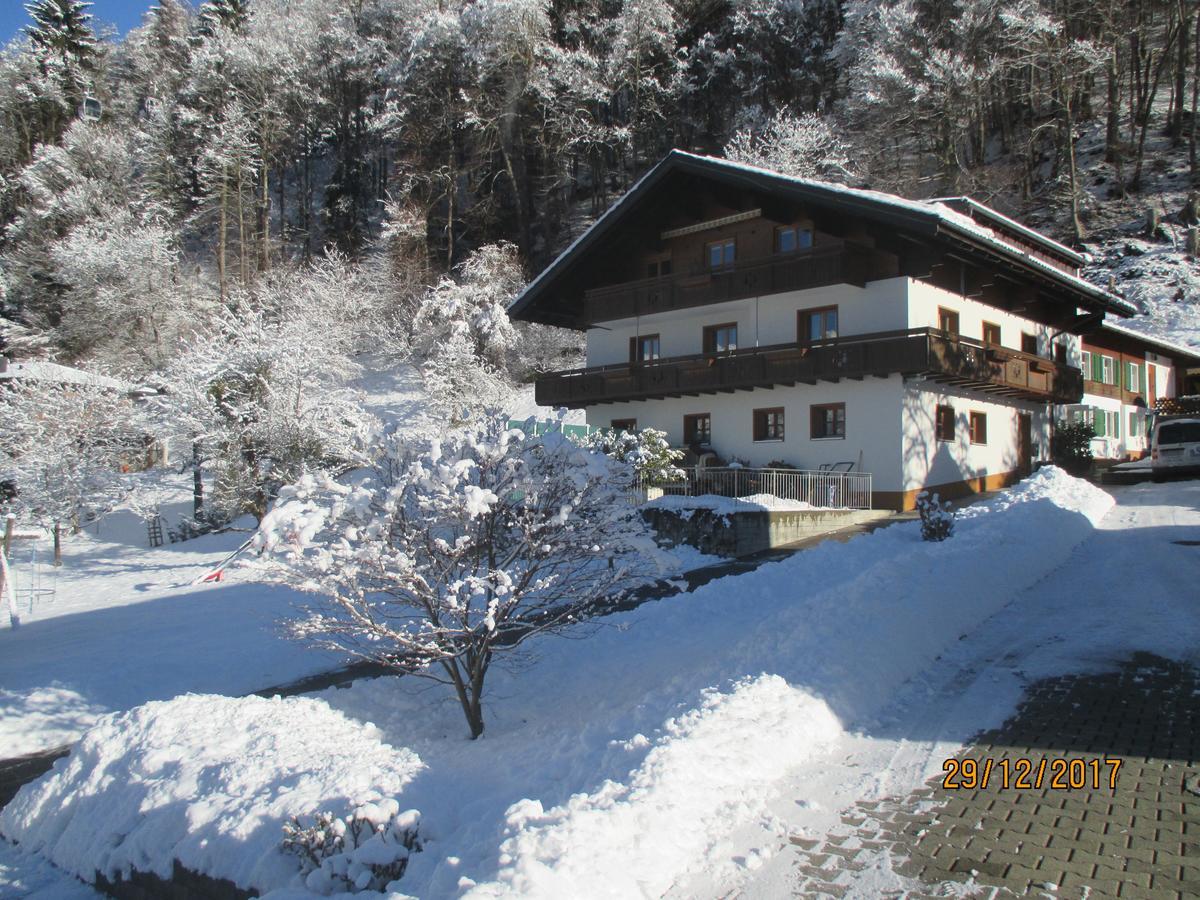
[508,151,1135,510]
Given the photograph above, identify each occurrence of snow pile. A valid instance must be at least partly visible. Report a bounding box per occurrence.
[0,694,424,895]
[956,465,1112,523]
[644,492,819,515]
[474,676,841,898]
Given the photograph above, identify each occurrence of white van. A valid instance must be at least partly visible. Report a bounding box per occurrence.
[1151,417,1200,481]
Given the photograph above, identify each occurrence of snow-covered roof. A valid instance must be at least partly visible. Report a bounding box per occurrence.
[510,150,1135,326]
[927,196,1088,267]
[0,358,126,390]
[1098,320,1200,363]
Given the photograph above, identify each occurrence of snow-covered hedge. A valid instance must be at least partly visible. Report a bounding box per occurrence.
[0,694,424,895]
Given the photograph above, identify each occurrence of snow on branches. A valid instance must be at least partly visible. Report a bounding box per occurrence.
[0,377,141,559]
[725,110,855,183]
[252,414,667,738]
[582,426,684,484]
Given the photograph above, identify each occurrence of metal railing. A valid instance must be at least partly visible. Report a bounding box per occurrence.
[637,466,873,510]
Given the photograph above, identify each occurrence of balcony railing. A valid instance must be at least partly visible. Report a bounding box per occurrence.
[583,243,869,324]
[534,328,1085,407]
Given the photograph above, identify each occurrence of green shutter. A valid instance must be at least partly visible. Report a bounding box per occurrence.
[1092,353,1103,382]
[1111,411,1119,438]
[1093,408,1106,436]
[1122,362,1130,390]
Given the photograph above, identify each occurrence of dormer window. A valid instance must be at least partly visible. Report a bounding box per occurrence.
[706,239,735,270]
[775,225,813,254]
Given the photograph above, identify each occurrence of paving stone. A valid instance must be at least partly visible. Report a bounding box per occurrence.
[782,655,1200,899]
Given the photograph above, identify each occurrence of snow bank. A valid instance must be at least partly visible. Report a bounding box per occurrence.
[2,469,1115,899]
[644,492,819,515]
[0,694,424,895]
[452,468,1113,898]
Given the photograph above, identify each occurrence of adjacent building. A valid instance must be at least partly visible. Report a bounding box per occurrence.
[510,151,1134,509]
[1064,323,1200,461]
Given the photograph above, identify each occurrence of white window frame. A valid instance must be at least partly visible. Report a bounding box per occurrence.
[1081,351,1091,379]
[1127,363,1140,392]
[1101,355,1116,385]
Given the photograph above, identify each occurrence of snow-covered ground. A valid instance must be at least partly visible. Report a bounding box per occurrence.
[0,481,348,757]
[728,476,1200,898]
[7,468,1184,900]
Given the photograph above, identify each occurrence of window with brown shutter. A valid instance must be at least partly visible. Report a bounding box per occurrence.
[629,334,660,363]
[938,307,960,335]
[810,403,846,439]
[683,413,712,445]
[969,411,988,444]
[935,405,955,442]
[753,408,785,441]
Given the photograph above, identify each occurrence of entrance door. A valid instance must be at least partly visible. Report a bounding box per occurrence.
[1148,365,1157,405]
[1017,413,1033,476]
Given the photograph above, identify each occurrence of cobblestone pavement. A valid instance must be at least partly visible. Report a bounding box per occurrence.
[787,653,1200,898]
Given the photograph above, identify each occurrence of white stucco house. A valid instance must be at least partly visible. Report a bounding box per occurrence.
[509,152,1134,509]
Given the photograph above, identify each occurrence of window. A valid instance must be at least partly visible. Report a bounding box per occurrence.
[629,333,660,363]
[810,403,846,439]
[775,225,813,254]
[703,322,738,354]
[1081,350,1092,380]
[938,307,960,335]
[645,258,672,278]
[969,411,988,445]
[611,418,636,433]
[684,413,712,445]
[1129,412,1143,438]
[799,306,839,344]
[706,239,735,270]
[935,404,955,442]
[1021,333,1039,355]
[1055,343,1068,366]
[982,322,1001,345]
[1125,361,1140,392]
[1107,410,1120,438]
[1101,355,1116,385]
[753,407,785,441]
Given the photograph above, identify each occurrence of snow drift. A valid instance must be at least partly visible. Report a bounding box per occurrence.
[1,468,1113,898]
[0,694,423,894]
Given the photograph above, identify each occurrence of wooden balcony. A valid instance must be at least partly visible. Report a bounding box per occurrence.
[534,328,1085,408]
[582,243,869,324]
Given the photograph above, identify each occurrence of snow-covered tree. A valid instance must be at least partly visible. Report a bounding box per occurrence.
[0,376,140,563]
[153,256,383,522]
[252,414,666,738]
[583,426,684,483]
[725,110,855,182]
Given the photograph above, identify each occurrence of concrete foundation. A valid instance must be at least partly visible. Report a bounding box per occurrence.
[643,507,893,557]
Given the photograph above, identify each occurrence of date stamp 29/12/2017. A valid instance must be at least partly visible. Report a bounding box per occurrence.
[941,756,1123,791]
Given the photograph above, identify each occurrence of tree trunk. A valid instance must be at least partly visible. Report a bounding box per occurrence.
[192,440,204,519]
[1106,48,1121,162]
[53,522,62,567]
[217,174,228,303]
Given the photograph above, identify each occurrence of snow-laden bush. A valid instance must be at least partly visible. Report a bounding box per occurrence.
[916,490,954,542]
[283,800,422,895]
[582,426,685,483]
[252,413,667,738]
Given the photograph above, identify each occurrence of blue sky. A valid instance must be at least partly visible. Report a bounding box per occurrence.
[1,1,179,47]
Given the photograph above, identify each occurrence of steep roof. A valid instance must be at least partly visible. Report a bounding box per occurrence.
[1098,320,1200,366]
[510,150,1135,326]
